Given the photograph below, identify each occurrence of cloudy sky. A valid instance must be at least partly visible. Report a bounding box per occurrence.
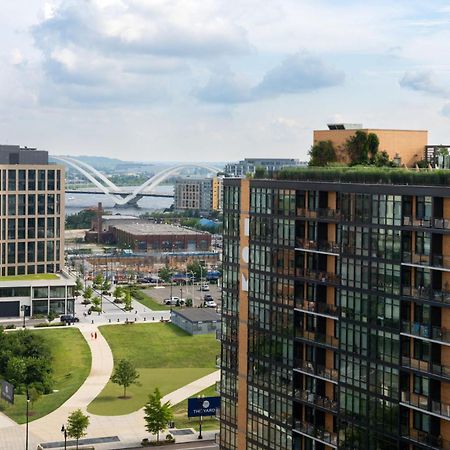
[2,0,450,162]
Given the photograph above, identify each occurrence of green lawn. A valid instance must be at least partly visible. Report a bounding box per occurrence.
[88,323,219,415]
[171,385,219,431]
[0,328,91,423]
[135,290,169,311]
[0,274,59,281]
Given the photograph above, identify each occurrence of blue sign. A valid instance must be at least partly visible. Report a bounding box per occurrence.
[188,396,220,417]
[1,380,14,404]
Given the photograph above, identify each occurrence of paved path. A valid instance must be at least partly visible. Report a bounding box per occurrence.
[0,323,220,449]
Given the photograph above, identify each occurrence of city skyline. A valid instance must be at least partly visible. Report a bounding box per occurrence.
[2,1,450,161]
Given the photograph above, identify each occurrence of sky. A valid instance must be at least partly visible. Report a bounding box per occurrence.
[2,0,450,162]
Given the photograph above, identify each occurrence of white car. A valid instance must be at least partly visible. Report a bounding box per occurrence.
[164,297,185,305]
[204,300,217,308]
[200,284,210,291]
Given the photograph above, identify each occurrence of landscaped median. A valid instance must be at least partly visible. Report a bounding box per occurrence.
[0,328,91,423]
[87,323,219,416]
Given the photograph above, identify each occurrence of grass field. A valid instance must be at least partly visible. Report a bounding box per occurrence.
[88,323,219,415]
[0,328,91,423]
[133,291,169,311]
[0,274,59,281]
[171,385,219,431]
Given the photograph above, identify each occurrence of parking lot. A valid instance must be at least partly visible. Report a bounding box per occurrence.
[144,282,222,308]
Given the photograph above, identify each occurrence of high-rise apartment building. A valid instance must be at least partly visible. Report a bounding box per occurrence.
[219,168,450,450]
[174,177,223,212]
[0,145,65,276]
[224,158,307,178]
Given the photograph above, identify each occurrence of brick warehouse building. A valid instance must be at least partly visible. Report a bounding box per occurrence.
[219,167,450,449]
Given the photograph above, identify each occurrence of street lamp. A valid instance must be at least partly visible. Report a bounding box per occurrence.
[20,305,27,329]
[25,389,30,450]
[61,424,68,450]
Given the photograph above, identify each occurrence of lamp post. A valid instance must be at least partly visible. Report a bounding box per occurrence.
[20,305,26,329]
[25,389,30,450]
[61,424,68,450]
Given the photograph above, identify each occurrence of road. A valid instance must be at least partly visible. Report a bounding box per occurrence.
[126,441,218,450]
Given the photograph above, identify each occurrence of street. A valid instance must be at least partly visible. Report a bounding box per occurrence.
[126,441,219,450]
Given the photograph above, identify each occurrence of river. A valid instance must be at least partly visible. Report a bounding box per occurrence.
[65,185,174,216]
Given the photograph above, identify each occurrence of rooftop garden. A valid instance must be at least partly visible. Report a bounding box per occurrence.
[0,274,59,282]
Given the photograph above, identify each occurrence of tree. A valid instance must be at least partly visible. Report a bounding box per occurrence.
[308,140,337,166]
[373,150,392,167]
[83,286,93,304]
[101,278,111,295]
[110,359,140,398]
[367,132,380,161]
[187,260,206,281]
[28,386,41,413]
[346,130,370,165]
[113,286,123,303]
[66,409,90,450]
[158,265,173,282]
[93,274,103,290]
[124,289,133,311]
[74,278,83,297]
[143,388,174,443]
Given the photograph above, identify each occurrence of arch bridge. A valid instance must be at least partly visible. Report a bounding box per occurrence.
[52,156,221,206]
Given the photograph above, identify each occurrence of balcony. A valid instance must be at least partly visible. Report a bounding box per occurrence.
[295,329,338,349]
[295,299,339,319]
[403,216,450,230]
[296,238,340,255]
[403,429,450,450]
[296,268,341,284]
[401,391,450,420]
[294,389,337,412]
[216,355,221,368]
[402,286,450,305]
[402,356,450,380]
[296,208,341,220]
[293,420,338,448]
[401,321,450,345]
[403,252,450,271]
[293,359,338,383]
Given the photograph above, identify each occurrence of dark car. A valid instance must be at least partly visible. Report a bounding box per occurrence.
[203,294,214,301]
[60,315,79,323]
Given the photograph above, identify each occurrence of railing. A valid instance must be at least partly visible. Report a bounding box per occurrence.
[401,356,450,379]
[296,268,341,284]
[295,329,339,348]
[296,208,341,220]
[216,355,221,368]
[402,286,450,305]
[401,320,450,344]
[296,239,340,254]
[294,359,338,382]
[403,216,450,230]
[295,299,339,317]
[294,390,337,412]
[293,420,338,447]
[403,252,450,270]
[403,429,450,449]
[401,391,450,419]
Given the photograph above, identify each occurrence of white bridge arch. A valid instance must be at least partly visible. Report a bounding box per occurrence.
[53,156,221,206]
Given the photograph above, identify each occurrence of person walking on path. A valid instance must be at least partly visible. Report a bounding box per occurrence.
[94,331,97,340]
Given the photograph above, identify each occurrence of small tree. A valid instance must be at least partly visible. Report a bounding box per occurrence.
[124,289,133,311]
[66,409,90,450]
[367,132,380,162]
[309,140,337,166]
[110,359,140,398]
[144,388,174,443]
[113,286,123,303]
[101,278,111,295]
[158,265,173,283]
[93,274,103,290]
[346,130,369,165]
[83,286,93,305]
[74,278,83,297]
[28,386,41,413]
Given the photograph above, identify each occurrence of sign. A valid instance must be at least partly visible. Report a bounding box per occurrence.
[188,396,220,417]
[1,380,14,404]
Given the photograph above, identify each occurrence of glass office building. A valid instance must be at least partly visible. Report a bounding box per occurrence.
[219,175,450,450]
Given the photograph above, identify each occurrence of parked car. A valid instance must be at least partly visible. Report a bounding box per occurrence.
[164,297,186,306]
[200,284,210,291]
[203,294,214,301]
[204,300,217,308]
[60,315,80,323]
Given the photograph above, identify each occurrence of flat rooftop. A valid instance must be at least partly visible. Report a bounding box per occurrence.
[172,308,221,323]
[111,221,208,236]
[0,272,75,287]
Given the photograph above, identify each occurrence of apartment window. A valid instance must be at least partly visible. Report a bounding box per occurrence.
[38,170,46,190]
[416,196,432,220]
[413,339,430,361]
[413,375,429,396]
[28,170,36,190]
[8,170,16,191]
[413,411,430,433]
[18,170,26,190]
[415,232,431,256]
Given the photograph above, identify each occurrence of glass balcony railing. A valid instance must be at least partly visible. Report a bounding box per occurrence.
[402,286,450,305]
[295,299,339,318]
[403,216,450,230]
[295,329,339,348]
[294,389,337,412]
[403,429,450,449]
[401,356,450,380]
[293,420,338,447]
[296,238,340,254]
[403,252,450,270]
[294,359,339,382]
[296,268,341,284]
[401,391,450,419]
[401,321,450,344]
[296,208,341,220]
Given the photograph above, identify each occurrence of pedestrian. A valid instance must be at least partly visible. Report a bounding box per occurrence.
[94,331,98,340]
[90,332,94,339]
